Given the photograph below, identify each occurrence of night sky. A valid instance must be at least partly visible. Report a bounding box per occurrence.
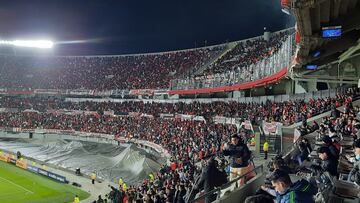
[0,0,294,55]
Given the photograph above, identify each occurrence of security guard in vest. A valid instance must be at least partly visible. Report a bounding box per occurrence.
[263,141,269,160]
[74,195,80,203]
[118,177,124,186]
[91,171,96,184]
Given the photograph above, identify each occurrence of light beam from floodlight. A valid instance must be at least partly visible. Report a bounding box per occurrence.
[0,40,54,49]
[13,40,54,48]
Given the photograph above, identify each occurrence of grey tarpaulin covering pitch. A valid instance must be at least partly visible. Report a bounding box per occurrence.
[0,137,165,184]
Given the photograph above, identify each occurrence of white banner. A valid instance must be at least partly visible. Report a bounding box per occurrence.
[240,120,254,132]
[262,121,283,135]
[294,128,301,143]
[213,116,242,126]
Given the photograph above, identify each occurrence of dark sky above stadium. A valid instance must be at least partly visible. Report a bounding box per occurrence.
[0,0,294,55]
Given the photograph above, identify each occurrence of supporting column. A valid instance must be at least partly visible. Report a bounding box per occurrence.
[307,80,318,92]
[294,81,307,94]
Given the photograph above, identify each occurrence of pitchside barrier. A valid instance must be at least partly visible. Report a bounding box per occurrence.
[0,150,67,183]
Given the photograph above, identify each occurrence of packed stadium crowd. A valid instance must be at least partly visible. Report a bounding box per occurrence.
[88,93,360,203]
[243,94,360,203]
[0,111,237,203]
[0,92,354,126]
[0,46,224,90]
[0,88,357,203]
[200,30,290,76]
[170,30,292,90]
[0,30,293,92]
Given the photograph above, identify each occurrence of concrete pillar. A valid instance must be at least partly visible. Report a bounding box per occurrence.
[294,81,307,94]
[254,132,261,157]
[285,80,294,95]
[232,91,244,98]
[307,81,317,92]
[169,94,179,99]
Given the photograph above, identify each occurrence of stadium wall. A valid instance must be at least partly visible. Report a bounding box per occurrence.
[169,66,288,95]
[0,151,68,183]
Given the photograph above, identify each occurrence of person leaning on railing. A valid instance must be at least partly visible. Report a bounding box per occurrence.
[222,134,255,187]
[193,157,228,203]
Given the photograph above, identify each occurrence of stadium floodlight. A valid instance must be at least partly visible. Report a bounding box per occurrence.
[0,40,54,49]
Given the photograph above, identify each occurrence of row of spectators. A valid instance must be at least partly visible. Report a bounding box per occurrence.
[0,92,355,125]
[0,46,224,90]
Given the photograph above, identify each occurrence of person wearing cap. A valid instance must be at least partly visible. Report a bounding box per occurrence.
[223,134,253,187]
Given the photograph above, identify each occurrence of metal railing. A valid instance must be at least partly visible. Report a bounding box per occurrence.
[187,165,264,203]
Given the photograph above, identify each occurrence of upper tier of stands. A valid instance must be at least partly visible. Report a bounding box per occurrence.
[0,46,225,90]
[0,29,294,91]
[203,30,290,75]
[170,30,295,92]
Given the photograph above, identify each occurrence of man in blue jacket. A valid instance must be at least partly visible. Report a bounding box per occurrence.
[269,169,317,203]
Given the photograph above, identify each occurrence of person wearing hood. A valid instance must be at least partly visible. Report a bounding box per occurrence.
[269,170,317,203]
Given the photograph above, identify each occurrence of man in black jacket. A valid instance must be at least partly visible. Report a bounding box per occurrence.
[195,158,227,203]
[223,134,253,187]
[322,136,340,159]
[312,146,339,178]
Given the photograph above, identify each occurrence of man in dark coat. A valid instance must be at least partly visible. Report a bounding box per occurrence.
[173,184,186,203]
[312,146,339,178]
[223,134,253,186]
[195,158,228,203]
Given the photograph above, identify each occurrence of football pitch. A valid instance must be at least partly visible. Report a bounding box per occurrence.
[0,161,90,203]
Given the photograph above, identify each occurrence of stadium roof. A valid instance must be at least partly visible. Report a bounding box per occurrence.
[291,0,360,67]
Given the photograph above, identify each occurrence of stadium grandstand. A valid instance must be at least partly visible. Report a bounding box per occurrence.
[0,0,360,203]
